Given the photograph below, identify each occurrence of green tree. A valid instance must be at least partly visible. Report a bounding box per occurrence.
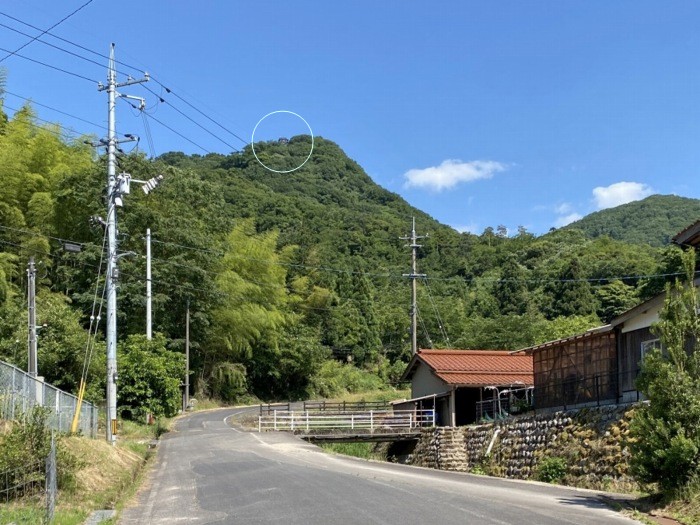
[118,334,184,419]
[544,259,598,319]
[494,255,529,315]
[629,248,700,493]
[595,280,638,323]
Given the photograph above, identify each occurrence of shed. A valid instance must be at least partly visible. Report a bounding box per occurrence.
[672,219,700,248]
[523,279,699,410]
[399,349,533,426]
[521,325,618,410]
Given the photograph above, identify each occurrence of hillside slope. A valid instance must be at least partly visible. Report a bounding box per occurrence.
[563,195,700,246]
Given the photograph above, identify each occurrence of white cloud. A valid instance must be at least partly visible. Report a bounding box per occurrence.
[554,212,583,227]
[452,223,480,234]
[555,203,574,215]
[403,159,506,192]
[592,182,653,210]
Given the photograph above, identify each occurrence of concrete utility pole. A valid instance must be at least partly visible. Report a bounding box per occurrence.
[27,257,37,377]
[184,300,190,412]
[401,218,426,355]
[146,228,152,340]
[97,44,149,445]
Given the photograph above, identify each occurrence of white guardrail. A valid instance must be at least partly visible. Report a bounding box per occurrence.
[258,409,435,433]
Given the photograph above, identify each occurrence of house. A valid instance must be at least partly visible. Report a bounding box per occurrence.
[523,219,700,411]
[398,349,533,426]
[672,219,700,247]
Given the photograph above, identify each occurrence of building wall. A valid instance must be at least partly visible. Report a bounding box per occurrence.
[620,308,660,333]
[533,332,617,409]
[410,364,448,399]
[618,327,655,394]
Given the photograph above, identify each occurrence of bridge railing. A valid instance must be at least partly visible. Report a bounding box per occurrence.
[302,400,389,412]
[258,409,435,433]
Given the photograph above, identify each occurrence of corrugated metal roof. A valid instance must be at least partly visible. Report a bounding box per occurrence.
[518,325,612,354]
[673,219,700,247]
[409,349,533,387]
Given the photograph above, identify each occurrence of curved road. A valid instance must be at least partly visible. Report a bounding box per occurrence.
[120,407,640,524]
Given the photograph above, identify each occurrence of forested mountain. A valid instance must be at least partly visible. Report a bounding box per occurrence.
[562,195,700,246]
[0,104,695,413]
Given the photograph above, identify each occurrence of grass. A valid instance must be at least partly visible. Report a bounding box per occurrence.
[319,442,386,460]
[325,387,411,404]
[0,416,165,525]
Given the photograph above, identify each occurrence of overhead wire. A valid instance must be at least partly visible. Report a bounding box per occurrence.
[0,10,250,150]
[4,89,107,132]
[147,77,249,146]
[416,307,433,349]
[420,276,450,347]
[120,97,211,154]
[1,103,89,141]
[0,224,694,289]
[141,84,240,152]
[0,45,98,83]
[0,0,95,64]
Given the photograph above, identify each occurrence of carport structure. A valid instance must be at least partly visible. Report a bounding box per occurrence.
[398,349,534,426]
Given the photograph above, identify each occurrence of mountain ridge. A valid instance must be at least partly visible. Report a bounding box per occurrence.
[561,194,700,247]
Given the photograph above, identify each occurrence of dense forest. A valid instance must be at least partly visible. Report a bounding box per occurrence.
[0,102,698,417]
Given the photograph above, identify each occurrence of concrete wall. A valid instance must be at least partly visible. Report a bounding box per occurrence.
[404,404,637,489]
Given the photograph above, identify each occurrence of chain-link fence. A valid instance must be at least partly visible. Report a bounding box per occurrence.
[0,435,57,523]
[0,359,98,437]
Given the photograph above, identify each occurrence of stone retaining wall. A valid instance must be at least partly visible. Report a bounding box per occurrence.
[405,404,638,489]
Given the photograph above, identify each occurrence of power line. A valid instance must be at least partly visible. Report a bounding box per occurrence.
[1,103,92,140]
[0,224,692,288]
[0,45,98,83]
[130,101,211,154]
[148,77,249,146]
[0,21,113,74]
[0,10,249,149]
[0,0,95,64]
[4,90,106,131]
[141,84,240,152]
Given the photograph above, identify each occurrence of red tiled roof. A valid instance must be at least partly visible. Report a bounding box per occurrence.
[405,349,533,387]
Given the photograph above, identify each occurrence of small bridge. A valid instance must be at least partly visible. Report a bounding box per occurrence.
[258,409,435,443]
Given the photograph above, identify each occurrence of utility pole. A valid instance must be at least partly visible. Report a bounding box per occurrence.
[97,44,149,445]
[146,228,152,340]
[27,257,37,377]
[184,300,190,412]
[401,218,426,355]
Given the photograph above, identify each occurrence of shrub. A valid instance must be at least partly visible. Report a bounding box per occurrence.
[629,248,700,494]
[0,407,82,495]
[536,456,567,484]
[308,360,386,398]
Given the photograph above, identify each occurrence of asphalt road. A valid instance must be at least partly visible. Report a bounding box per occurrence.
[119,407,640,525]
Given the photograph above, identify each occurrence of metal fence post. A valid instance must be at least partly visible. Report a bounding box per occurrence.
[45,434,56,523]
[370,410,374,431]
[273,410,277,431]
[11,367,16,420]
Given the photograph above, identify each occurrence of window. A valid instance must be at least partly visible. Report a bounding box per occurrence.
[641,338,663,359]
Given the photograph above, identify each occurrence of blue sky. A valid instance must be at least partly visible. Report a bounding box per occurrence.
[2,1,700,235]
